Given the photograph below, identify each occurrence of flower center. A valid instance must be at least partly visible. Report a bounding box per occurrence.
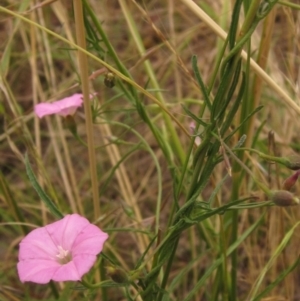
[56,245,72,264]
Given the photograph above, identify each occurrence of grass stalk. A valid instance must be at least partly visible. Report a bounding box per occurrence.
[119,0,186,165]
[0,5,191,139]
[97,122,150,255]
[73,0,100,219]
[245,7,276,149]
[228,1,270,299]
[29,8,48,224]
[2,1,300,299]
[179,0,299,116]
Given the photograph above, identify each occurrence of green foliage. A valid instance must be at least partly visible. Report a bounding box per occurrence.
[0,0,299,300]
[24,153,64,219]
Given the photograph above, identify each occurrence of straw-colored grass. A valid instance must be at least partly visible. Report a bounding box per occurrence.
[1,0,300,300]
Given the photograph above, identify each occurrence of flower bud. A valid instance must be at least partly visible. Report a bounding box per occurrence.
[282,170,300,191]
[283,155,300,170]
[271,190,299,207]
[106,266,128,284]
[259,153,300,170]
[104,72,115,88]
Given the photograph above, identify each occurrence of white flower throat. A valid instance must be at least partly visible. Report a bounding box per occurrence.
[56,245,72,264]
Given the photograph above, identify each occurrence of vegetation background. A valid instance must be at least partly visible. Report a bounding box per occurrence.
[1,0,300,300]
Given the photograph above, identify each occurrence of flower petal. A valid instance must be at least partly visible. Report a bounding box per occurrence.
[34,103,62,118]
[72,254,98,277]
[19,227,58,260]
[17,259,60,284]
[72,224,108,256]
[34,93,83,118]
[52,261,81,282]
[45,214,90,251]
[55,94,83,117]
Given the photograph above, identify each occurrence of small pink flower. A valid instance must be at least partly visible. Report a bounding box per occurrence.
[17,214,108,284]
[34,94,84,118]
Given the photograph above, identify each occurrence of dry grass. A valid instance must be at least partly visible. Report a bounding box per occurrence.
[1,0,300,300]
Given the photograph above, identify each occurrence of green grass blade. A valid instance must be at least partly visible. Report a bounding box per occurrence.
[252,256,300,301]
[247,221,300,299]
[24,153,63,219]
[183,213,264,301]
[192,55,212,111]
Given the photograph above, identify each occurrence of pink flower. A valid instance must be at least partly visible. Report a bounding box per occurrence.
[34,93,84,118]
[17,214,108,284]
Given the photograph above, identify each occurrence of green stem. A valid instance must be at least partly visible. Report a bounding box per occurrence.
[238,0,261,37]
[80,279,115,289]
[0,6,189,143]
[213,137,271,196]
[100,261,107,301]
[228,2,269,299]
[234,147,300,170]
[279,0,300,9]
[157,239,179,301]
[119,0,186,165]
[85,0,188,171]
[49,281,59,299]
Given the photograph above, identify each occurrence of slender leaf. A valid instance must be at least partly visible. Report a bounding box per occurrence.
[247,221,300,299]
[182,104,209,127]
[252,256,300,301]
[24,153,63,219]
[192,55,212,111]
[183,213,264,301]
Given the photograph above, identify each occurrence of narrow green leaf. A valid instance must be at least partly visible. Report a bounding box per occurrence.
[182,213,264,301]
[207,174,229,205]
[100,143,142,195]
[228,0,243,49]
[252,256,300,301]
[162,253,208,301]
[134,233,158,270]
[0,172,28,234]
[192,55,212,111]
[248,221,300,299]
[221,71,246,136]
[214,59,242,123]
[181,104,208,127]
[24,153,64,219]
[224,105,264,142]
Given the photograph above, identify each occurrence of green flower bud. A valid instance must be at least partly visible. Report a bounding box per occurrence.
[271,190,299,207]
[282,155,300,170]
[106,266,128,284]
[259,153,300,170]
[104,72,115,88]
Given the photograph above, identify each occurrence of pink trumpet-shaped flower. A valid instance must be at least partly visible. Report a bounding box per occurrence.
[34,94,84,118]
[17,214,108,284]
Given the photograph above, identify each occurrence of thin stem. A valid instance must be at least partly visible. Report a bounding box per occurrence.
[278,0,300,9]
[228,2,265,299]
[73,1,100,219]
[119,0,185,164]
[177,0,299,118]
[215,136,271,196]
[0,6,189,141]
